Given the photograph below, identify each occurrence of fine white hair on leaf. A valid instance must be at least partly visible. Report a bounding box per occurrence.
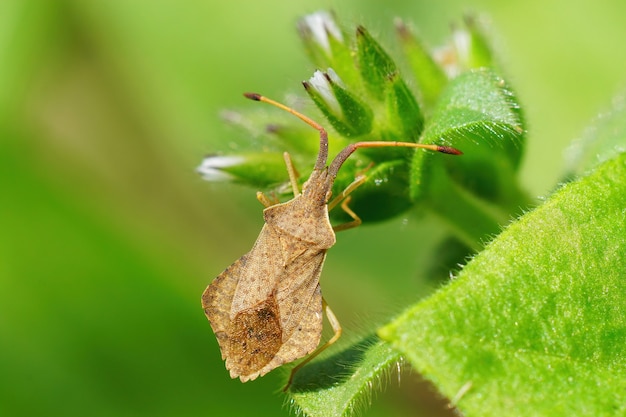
[196,155,245,181]
[450,380,473,408]
[302,11,343,52]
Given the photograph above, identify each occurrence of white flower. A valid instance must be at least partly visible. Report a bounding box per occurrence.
[196,155,245,181]
[452,27,471,61]
[432,45,460,77]
[300,11,343,52]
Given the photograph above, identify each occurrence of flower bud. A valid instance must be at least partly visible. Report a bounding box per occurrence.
[197,153,291,188]
[452,16,493,70]
[395,18,448,109]
[356,25,398,100]
[384,72,424,140]
[298,11,343,55]
[303,69,373,137]
[297,11,356,80]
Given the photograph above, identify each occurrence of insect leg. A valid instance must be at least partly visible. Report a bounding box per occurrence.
[255,153,301,208]
[332,197,362,232]
[283,152,301,197]
[327,175,367,212]
[326,175,367,232]
[256,191,277,208]
[283,297,343,391]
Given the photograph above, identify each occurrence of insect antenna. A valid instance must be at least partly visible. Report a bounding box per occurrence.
[243,92,463,181]
[328,140,462,178]
[244,93,328,171]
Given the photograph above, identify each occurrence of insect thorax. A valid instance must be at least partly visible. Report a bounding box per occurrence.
[263,194,335,248]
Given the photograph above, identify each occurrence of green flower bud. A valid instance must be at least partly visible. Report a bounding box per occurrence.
[395,18,448,109]
[201,11,531,243]
[452,16,494,70]
[197,153,291,188]
[356,25,398,100]
[297,11,357,82]
[384,72,424,140]
[303,69,373,137]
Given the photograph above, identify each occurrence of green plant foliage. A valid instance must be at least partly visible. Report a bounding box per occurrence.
[287,151,626,417]
[298,11,358,83]
[304,70,374,137]
[380,153,626,417]
[395,19,448,109]
[410,69,527,246]
[355,26,398,101]
[288,336,402,417]
[452,16,494,70]
[201,13,529,235]
[286,84,626,414]
[384,73,423,140]
[198,152,293,187]
[6,2,626,417]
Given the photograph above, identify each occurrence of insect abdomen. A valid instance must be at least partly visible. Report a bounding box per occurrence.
[225,296,283,379]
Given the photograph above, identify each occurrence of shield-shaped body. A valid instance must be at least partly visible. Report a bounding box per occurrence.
[202,191,335,381]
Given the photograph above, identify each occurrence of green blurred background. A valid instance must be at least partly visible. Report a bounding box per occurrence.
[2,0,625,416]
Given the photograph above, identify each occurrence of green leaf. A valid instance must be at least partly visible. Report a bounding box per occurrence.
[380,153,626,417]
[287,336,402,417]
[419,68,524,168]
[411,69,528,246]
